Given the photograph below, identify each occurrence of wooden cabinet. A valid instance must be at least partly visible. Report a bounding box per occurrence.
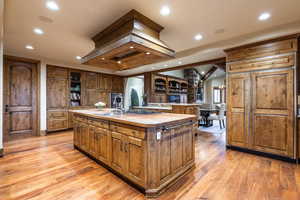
[72,114,196,197]
[47,77,69,109]
[251,69,294,157]
[111,132,127,173]
[85,72,98,89]
[152,94,167,103]
[227,73,250,148]
[47,110,69,131]
[95,127,110,164]
[125,136,145,186]
[225,37,297,159]
[47,65,124,132]
[112,76,124,92]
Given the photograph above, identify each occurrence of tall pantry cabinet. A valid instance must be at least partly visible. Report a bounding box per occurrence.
[225,35,299,159]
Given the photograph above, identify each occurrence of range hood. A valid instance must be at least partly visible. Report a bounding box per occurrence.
[82,9,175,71]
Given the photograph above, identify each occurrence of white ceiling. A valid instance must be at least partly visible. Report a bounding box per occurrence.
[4,0,300,75]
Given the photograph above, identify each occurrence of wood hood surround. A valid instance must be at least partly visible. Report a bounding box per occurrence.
[82,9,175,71]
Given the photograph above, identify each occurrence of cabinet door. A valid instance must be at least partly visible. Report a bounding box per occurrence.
[112,76,124,92]
[47,78,69,109]
[85,89,101,106]
[125,136,145,186]
[227,73,250,148]
[85,72,98,89]
[89,126,97,156]
[80,123,89,152]
[73,122,80,146]
[111,132,126,173]
[182,125,194,165]
[103,75,112,91]
[95,127,110,164]
[251,69,294,157]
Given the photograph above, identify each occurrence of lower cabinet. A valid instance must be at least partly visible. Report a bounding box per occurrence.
[47,110,69,132]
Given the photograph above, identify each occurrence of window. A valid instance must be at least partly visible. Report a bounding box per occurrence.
[213,87,221,104]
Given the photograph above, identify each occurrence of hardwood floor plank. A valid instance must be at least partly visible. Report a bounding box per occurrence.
[0,131,299,200]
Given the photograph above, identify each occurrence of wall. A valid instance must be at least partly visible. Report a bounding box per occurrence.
[160,69,185,79]
[124,77,144,110]
[40,62,47,132]
[0,0,4,150]
[204,76,225,104]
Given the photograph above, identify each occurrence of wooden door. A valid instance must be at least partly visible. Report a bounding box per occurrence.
[125,136,145,186]
[47,78,69,109]
[227,73,250,148]
[80,123,89,152]
[85,90,101,106]
[95,127,110,164]
[111,132,126,173]
[85,72,98,89]
[4,60,38,141]
[89,126,97,156]
[251,69,294,157]
[103,75,112,91]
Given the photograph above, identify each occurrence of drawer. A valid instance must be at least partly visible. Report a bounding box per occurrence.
[110,123,145,139]
[48,111,68,119]
[73,114,88,123]
[48,119,68,131]
[88,118,109,129]
[228,54,295,73]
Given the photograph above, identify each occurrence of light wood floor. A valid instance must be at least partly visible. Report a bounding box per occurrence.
[1,130,300,200]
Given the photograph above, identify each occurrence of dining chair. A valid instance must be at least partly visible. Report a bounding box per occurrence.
[208,103,226,129]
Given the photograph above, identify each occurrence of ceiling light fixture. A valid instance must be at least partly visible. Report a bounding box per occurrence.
[101,57,105,60]
[117,61,122,64]
[25,45,34,50]
[146,52,151,55]
[201,71,205,75]
[259,12,271,21]
[178,61,182,64]
[46,1,60,11]
[76,56,81,60]
[160,6,170,16]
[130,46,134,49]
[33,28,44,35]
[194,34,203,41]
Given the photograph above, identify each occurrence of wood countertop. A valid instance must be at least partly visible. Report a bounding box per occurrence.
[133,106,173,110]
[71,109,196,128]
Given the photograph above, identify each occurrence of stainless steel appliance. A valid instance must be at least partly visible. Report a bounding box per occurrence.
[110,93,124,108]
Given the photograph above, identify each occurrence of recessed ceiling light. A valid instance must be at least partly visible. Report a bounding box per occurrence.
[76,56,81,60]
[146,52,151,55]
[33,28,44,35]
[101,57,105,60]
[117,61,122,64]
[178,61,182,64]
[259,12,271,21]
[25,45,34,50]
[201,71,205,75]
[130,46,134,49]
[160,6,170,16]
[194,34,203,41]
[46,1,59,11]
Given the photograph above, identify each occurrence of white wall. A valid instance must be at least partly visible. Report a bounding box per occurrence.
[160,69,185,79]
[204,76,226,104]
[40,62,47,132]
[0,0,4,149]
[124,77,144,110]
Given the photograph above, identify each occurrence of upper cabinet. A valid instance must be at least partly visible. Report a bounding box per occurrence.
[47,66,69,109]
[226,39,297,63]
[112,76,124,93]
[85,72,98,90]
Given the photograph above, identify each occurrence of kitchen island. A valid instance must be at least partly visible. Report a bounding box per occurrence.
[71,109,197,197]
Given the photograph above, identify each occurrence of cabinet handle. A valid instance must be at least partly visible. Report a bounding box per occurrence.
[124,143,128,153]
[120,141,123,151]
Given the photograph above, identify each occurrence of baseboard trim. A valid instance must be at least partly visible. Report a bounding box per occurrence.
[226,145,296,163]
[0,148,3,157]
[40,130,47,136]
